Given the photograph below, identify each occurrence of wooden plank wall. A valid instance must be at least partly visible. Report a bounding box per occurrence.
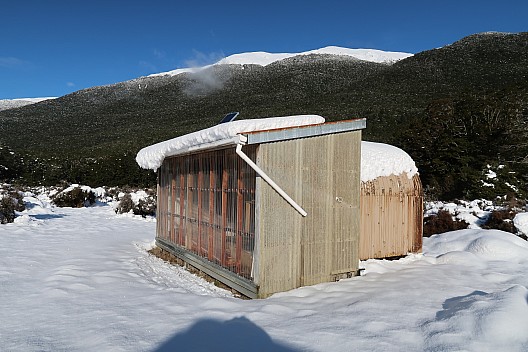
[255,131,362,297]
[359,173,423,260]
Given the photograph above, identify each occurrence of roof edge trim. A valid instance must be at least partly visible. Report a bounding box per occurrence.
[243,118,366,145]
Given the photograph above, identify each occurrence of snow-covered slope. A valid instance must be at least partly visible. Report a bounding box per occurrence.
[0,97,55,111]
[149,45,413,77]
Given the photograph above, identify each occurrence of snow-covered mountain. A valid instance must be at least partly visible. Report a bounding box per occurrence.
[0,97,55,111]
[149,46,413,77]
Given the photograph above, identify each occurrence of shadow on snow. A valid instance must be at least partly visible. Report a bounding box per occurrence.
[153,316,300,352]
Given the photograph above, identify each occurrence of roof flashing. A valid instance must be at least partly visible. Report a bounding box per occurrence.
[242,118,366,145]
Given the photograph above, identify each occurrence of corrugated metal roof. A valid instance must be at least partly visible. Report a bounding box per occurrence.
[242,119,366,145]
[158,119,366,159]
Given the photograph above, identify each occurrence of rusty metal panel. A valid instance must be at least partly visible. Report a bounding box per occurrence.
[255,131,362,297]
[156,147,257,281]
[359,173,423,260]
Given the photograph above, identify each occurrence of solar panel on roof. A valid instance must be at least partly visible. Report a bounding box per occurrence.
[219,112,239,124]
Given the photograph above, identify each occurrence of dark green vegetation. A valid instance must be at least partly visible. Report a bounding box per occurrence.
[1,32,527,200]
[0,187,25,224]
[51,186,96,208]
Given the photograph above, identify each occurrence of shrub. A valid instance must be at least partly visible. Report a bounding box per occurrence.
[10,191,25,212]
[115,193,134,214]
[134,197,156,217]
[114,190,156,217]
[0,196,16,224]
[0,190,25,224]
[482,209,518,233]
[52,187,96,208]
[423,210,469,237]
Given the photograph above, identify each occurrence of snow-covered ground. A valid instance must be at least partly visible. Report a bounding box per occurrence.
[1,192,527,351]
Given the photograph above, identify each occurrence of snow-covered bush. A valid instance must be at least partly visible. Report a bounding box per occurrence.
[114,189,156,217]
[424,199,527,240]
[135,197,156,217]
[481,209,518,233]
[423,210,469,237]
[51,185,96,208]
[513,213,528,240]
[115,193,134,214]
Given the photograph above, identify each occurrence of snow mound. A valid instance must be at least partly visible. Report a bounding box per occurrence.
[426,229,528,263]
[465,234,528,262]
[361,141,418,182]
[150,46,412,77]
[434,251,487,268]
[513,212,528,236]
[136,115,325,170]
[423,285,528,351]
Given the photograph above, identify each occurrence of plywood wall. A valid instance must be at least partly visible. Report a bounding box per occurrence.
[359,173,423,260]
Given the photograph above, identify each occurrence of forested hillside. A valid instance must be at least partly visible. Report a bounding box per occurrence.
[1,32,527,200]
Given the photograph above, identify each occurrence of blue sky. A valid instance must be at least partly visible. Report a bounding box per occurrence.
[1,0,526,99]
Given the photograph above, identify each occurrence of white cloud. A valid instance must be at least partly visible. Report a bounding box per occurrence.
[153,49,166,60]
[66,82,75,87]
[185,49,225,68]
[0,57,29,68]
[139,60,158,72]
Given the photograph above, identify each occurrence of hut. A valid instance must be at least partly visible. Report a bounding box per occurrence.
[136,115,366,298]
[359,142,423,260]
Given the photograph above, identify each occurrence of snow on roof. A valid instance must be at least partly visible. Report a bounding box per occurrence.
[361,141,418,182]
[136,117,418,181]
[136,115,325,170]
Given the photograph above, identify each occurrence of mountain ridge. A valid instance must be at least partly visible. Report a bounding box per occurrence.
[0,97,56,112]
[148,45,412,78]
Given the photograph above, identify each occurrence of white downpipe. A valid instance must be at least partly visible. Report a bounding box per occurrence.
[235,143,307,217]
